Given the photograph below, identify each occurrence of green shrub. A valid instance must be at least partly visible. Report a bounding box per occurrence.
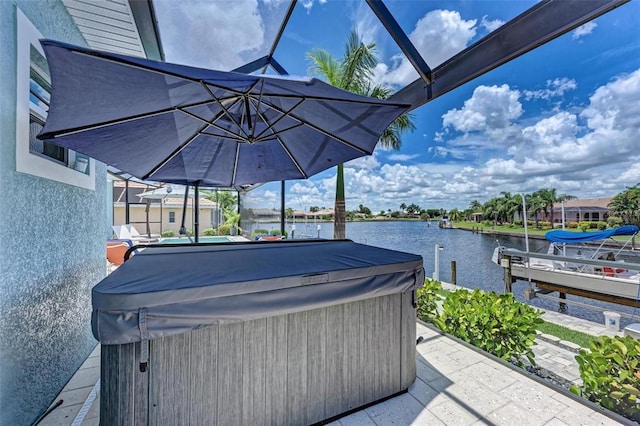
[218,224,232,235]
[161,230,174,237]
[203,228,217,236]
[253,228,269,236]
[579,222,591,232]
[608,216,624,227]
[514,220,523,226]
[435,289,542,367]
[568,221,579,228]
[571,336,640,422]
[596,221,607,230]
[416,278,442,323]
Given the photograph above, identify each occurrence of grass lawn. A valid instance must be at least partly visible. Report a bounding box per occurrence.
[536,321,597,349]
[454,221,553,236]
[453,221,635,242]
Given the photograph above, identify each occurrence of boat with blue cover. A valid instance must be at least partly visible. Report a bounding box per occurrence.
[493,225,640,306]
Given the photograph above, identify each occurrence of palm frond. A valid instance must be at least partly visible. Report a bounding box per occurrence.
[307,48,342,86]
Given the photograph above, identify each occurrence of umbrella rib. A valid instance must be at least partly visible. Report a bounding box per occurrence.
[231,141,241,185]
[41,98,225,139]
[259,99,371,155]
[254,122,305,143]
[249,80,267,140]
[142,122,210,181]
[273,133,308,179]
[199,132,246,142]
[252,91,408,107]
[201,82,250,140]
[251,97,305,140]
[180,108,246,142]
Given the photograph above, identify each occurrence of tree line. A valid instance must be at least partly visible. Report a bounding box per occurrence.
[448,185,640,227]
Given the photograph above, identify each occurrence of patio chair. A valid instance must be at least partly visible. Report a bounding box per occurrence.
[126,224,160,241]
[112,225,132,240]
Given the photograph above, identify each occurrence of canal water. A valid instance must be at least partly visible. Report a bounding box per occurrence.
[264,220,639,329]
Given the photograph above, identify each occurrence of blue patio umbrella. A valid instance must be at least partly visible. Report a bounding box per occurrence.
[37,40,410,188]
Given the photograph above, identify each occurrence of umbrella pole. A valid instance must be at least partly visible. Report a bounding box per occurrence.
[194,184,199,243]
[180,185,193,243]
[280,181,285,238]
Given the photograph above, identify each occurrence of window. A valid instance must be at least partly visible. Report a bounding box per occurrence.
[592,212,599,221]
[16,9,94,189]
[169,212,176,223]
[28,46,67,164]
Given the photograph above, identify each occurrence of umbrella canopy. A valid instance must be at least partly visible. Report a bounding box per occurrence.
[37,40,409,187]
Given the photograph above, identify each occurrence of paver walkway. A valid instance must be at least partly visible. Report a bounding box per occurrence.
[335,322,625,426]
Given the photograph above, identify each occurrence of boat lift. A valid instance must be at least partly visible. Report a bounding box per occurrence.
[499,247,640,308]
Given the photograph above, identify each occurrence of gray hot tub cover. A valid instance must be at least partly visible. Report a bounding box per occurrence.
[92,240,424,344]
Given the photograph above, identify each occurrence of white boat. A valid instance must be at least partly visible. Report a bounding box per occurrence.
[493,225,640,306]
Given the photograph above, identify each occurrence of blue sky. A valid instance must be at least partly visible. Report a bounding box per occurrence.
[153,0,640,213]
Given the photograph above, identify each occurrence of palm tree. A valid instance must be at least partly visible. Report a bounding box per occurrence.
[483,198,499,226]
[533,188,576,228]
[469,200,482,212]
[609,184,640,225]
[203,189,237,212]
[449,208,462,222]
[307,31,415,239]
[285,207,294,219]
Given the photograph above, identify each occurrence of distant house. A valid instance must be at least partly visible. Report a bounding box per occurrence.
[551,197,612,224]
[112,181,220,235]
[308,208,335,219]
[248,208,281,221]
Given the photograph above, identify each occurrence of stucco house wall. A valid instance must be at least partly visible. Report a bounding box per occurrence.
[0,3,106,424]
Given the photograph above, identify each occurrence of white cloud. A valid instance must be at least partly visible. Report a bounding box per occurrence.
[300,0,327,13]
[374,10,476,87]
[573,21,597,40]
[345,152,380,170]
[290,182,321,195]
[387,153,420,162]
[581,68,640,132]
[155,0,266,70]
[620,163,640,182]
[523,78,577,100]
[478,68,640,187]
[480,15,504,32]
[521,112,579,146]
[442,84,522,133]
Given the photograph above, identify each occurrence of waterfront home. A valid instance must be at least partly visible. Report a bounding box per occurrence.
[551,197,613,225]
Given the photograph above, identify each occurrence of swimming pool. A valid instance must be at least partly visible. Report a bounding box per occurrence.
[159,236,232,244]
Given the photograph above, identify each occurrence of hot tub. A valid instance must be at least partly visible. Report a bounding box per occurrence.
[95,239,424,425]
